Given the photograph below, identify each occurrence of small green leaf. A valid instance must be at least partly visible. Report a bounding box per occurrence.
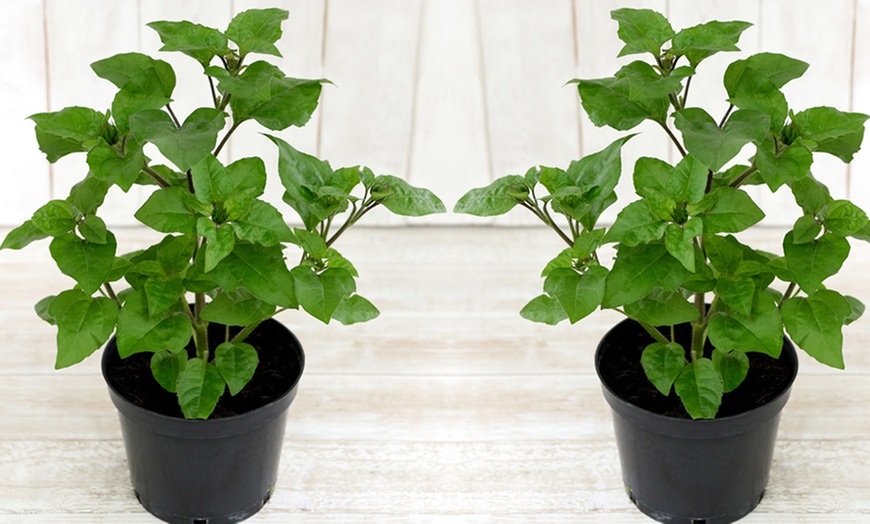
[29,106,107,160]
[641,342,686,396]
[700,187,764,234]
[200,288,276,326]
[844,295,865,325]
[674,358,724,419]
[783,231,849,294]
[226,8,289,57]
[371,175,446,216]
[32,200,76,236]
[197,218,235,272]
[604,200,667,246]
[782,290,852,369]
[823,200,868,236]
[49,232,117,294]
[148,20,229,68]
[790,175,832,215]
[150,349,188,393]
[209,242,297,308]
[35,295,57,325]
[793,107,869,162]
[267,134,331,229]
[755,139,813,191]
[625,288,699,326]
[671,20,753,67]
[130,108,227,172]
[143,275,184,316]
[291,266,356,324]
[708,291,783,357]
[712,348,750,393]
[91,52,175,94]
[454,175,529,216]
[294,228,329,259]
[68,174,110,214]
[603,242,691,308]
[332,295,381,325]
[520,294,569,325]
[79,215,108,244]
[116,290,191,358]
[1,221,49,250]
[715,276,756,316]
[674,108,769,171]
[191,155,232,204]
[48,290,119,369]
[233,200,295,246]
[664,218,702,271]
[326,248,358,277]
[214,342,259,396]
[610,8,674,57]
[226,157,267,196]
[86,139,145,192]
[792,214,821,243]
[176,359,225,419]
[543,266,607,324]
[135,187,199,235]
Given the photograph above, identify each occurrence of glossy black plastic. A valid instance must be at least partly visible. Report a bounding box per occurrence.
[101,318,305,524]
[595,318,798,524]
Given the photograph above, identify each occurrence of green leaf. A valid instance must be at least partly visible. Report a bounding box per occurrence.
[116,290,191,358]
[176,359,225,419]
[671,20,753,67]
[226,8,289,57]
[708,291,783,357]
[715,276,756,316]
[520,294,568,325]
[291,266,356,324]
[712,348,750,393]
[1,220,49,250]
[49,232,116,294]
[214,342,259,396]
[610,8,674,57]
[226,157,267,196]
[793,107,869,162]
[844,295,865,325]
[267,134,331,229]
[233,200,295,246]
[674,358,724,419]
[147,20,229,68]
[143,275,184,316]
[32,200,76,236]
[34,295,57,325]
[68,174,110,214]
[326,248,359,277]
[48,290,119,369]
[738,52,809,88]
[197,218,235,272]
[370,175,446,216]
[790,175,831,215]
[150,349,188,393]
[86,139,145,192]
[135,187,199,235]
[625,288,699,326]
[724,55,799,129]
[332,295,381,325]
[209,242,297,308]
[79,215,108,244]
[453,175,529,217]
[543,266,607,324]
[782,290,852,369]
[200,288,276,326]
[604,200,667,246]
[603,242,691,308]
[665,218,702,271]
[29,106,107,160]
[699,187,764,234]
[792,214,821,244]
[674,108,769,171]
[640,342,686,396]
[294,228,329,259]
[823,200,868,236]
[755,138,813,191]
[783,231,849,294]
[191,155,232,204]
[130,108,227,172]
[91,52,175,94]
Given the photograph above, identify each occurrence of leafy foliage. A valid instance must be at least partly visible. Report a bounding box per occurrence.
[454,8,867,419]
[2,9,444,419]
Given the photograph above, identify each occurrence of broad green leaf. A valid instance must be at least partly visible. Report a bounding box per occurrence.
[116,290,192,357]
[793,107,869,163]
[191,155,233,204]
[1,220,49,250]
[543,266,607,324]
[130,108,227,172]
[91,52,175,94]
[641,342,686,396]
[610,8,674,57]
[724,55,802,129]
[664,218,702,271]
[715,276,756,316]
[150,349,188,393]
[34,295,57,325]
[32,200,76,236]
[520,294,569,325]
[291,266,356,324]
[671,20,753,67]
[267,134,331,229]
[712,348,750,393]
[674,108,769,171]
[197,218,235,272]
[86,139,145,192]
[670,155,708,204]
[790,175,832,215]
[371,175,446,216]
[708,291,783,357]
[603,242,691,308]
[200,288,276,326]
[453,175,528,216]
[700,187,764,234]
[824,200,868,236]
[573,228,607,259]
[68,174,110,214]
[143,275,184,316]
[332,295,381,325]
[792,214,821,244]
[782,290,852,369]
[625,288,699,326]
[135,187,198,235]
[226,8,289,57]
[48,290,119,369]
[33,127,85,163]
[49,232,116,294]
[214,342,259,396]
[705,234,748,275]
[79,215,108,244]
[226,157,267,196]
[147,20,229,67]
[176,359,225,419]
[738,52,809,88]
[604,200,667,246]
[844,295,865,325]
[783,231,849,294]
[326,248,359,277]
[674,358,724,419]
[233,200,295,246]
[294,228,329,259]
[755,138,813,191]
[155,234,196,274]
[29,107,107,160]
[209,242,296,308]
[632,156,672,198]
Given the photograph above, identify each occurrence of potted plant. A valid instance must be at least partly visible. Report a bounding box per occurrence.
[1,8,444,523]
[455,8,867,523]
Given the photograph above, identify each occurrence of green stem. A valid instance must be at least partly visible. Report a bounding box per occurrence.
[615,308,669,344]
[166,104,181,128]
[103,282,121,307]
[719,103,735,128]
[729,164,758,188]
[142,165,171,188]
[213,121,241,157]
[208,76,219,108]
[690,292,707,361]
[778,282,797,308]
[326,201,377,248]
[659,121,687,157]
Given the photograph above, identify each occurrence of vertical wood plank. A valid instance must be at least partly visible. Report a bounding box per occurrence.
[0,0,50,225]
[318,0,423,226]
[849,0,870,212]
[44,0,140,225]
[407,0,490,224]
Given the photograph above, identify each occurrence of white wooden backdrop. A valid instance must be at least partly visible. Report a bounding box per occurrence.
[1,0,869,227]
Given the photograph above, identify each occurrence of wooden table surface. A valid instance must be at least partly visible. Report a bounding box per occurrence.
[1,226,868,523]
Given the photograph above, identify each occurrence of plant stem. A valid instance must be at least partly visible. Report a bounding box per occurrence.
[326,201,378,247]
[719,104,734,128]
[682,75,693,107]
[103,282,121,307]
[690,292,706,361]
[729,164,758,188]
[166,104,182,128]
[142,164,171,188]
[616,308,669,344]
[213,121,240,157]
[208,76,219,108]
[659,121,687,157]
[541,203,575,247]
[778,282,797,308]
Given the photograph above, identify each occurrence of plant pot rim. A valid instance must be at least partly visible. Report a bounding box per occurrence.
[594,316,799,437]
[101,317,305,436]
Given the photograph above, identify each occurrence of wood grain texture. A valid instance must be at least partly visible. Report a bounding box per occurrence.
[1,226,869,521]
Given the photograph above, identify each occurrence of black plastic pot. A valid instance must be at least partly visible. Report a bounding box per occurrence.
[595,318,798,524]
[101,318,305,524]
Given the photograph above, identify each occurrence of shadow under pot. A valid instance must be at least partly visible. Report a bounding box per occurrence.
[595,317,798,524]
[101,318,305,524]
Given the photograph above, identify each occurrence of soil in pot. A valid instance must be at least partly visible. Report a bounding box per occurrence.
[597,320,794,419]
[104,322,302,419]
